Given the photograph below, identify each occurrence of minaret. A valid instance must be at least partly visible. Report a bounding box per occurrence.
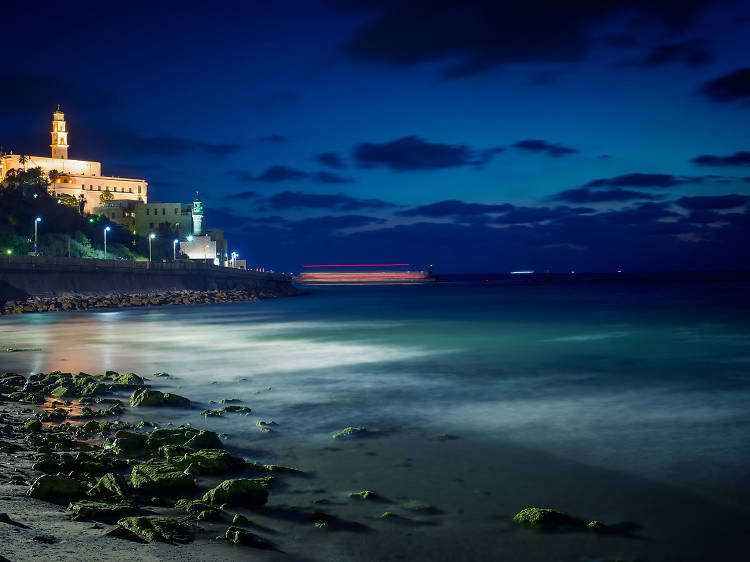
[192,191,205,236]
[50,105,69,160]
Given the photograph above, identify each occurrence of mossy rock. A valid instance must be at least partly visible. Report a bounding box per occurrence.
[512,507,579,529]
[170,449,245,475]
[145,427,222,452]
[200,408,223,417]
[89,472,133,499]
[349,490,376,500]
[109,431,149,456]
[247,461,301,474]
[219,525,267,548]
[116,373,145,386]
[232,513,249,525]
[50,385,75,398]
[158,444,192,460]
[27,474,85,502]
[152,372,170,377]
[220,398,240,403]
[79,382,109,396]
[219,405,252,414]
[130,461,196,496]
[24,418,43,432]
[68,499,137,521]
[203,478,269,509]
[116,515,192,543]
[332,426,366,439]
[130,388,190,408]
[587,520,607,532]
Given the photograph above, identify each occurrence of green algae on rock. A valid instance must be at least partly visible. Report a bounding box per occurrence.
[332,426,366,439]
[512,507,579,528]
[24,419,42,432]
[218,525,267,548]
[27,474,85,502]
[144,427,223,453]
[203,478,269,509]
[246,461,301,474]
[349,490,376,500]
[170,449,246,475]
[232,513,249,525]
[68,499,137,521]
[115,515,193,543]
[130,388,190,408]
[130,460,196,496]
[89,473,133,499]
[587,520,607,531]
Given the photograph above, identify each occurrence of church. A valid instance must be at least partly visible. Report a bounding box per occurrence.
[0,106,148,213]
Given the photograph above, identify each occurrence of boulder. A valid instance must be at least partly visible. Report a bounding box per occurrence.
[512,507,579,529]
[145,427,222,452]
[89,473,133,499]
[68,499,137,521]
[24,419,42,432]
[130,388,190,408]
[203,479,268,509]
[130,461,196,496]
[109,431,148,456]
[170,449,245,475]
[27,474,85,502]
[49,385,75,398]
[332,426,367,439]
[218,525,267,548]
[115,516,192,543]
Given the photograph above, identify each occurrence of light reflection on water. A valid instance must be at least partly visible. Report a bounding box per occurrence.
[1,281,750,505]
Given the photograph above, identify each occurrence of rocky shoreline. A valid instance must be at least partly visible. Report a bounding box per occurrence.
[0,286,304,315]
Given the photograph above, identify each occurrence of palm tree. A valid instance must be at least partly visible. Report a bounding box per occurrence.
[18,155,28,171]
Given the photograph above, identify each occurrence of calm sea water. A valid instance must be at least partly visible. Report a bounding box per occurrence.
[2,275,749,560]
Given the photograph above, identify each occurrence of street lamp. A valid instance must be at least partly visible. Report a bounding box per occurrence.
[187,235,194,242]
[148,233,156,263]
[204,244,209,261]
[173,239,178,261]
[104,226,111,259]
[231,251,238,268]
[34,217,42,255]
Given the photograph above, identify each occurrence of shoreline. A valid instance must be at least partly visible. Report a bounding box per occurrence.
[0,286,305,315]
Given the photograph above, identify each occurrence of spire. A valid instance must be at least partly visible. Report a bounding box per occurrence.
[50,106,69,159]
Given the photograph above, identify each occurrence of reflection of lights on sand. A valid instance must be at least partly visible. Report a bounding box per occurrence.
[41,397,87,427]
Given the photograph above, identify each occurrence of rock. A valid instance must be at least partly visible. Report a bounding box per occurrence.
[203,479,269,509]
[232,513,249,525]
[152,372,170,377]
[109,430,148,456]
[145,427,222,452]
[115,516,192,543]
[218,525,267,548]
[200,408,223,417]
[349,490,376,500]
[79,382,109,396]
[512,507,579,528]
[219,398,240,403]
[115,373,145,387]
[89,473,133,499]
[378,511,397,519]
[332,426,366,439]
[246,462,301,474]
[130,461,196,496]
[587,520,607,532]
[130,388,190,408]
[50,385,74,398]
[174,498,217,517]
[24,419,43,432]
[68,500,137,521]
[38,408,67,422]
[103,524,146,542]
[170,449,246,475]
[219,405,252,414]
[27,474,85,502]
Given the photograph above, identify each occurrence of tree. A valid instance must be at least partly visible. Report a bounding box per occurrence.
[18,155,28,171]
[99,188,114,205]
[48,169,60,183]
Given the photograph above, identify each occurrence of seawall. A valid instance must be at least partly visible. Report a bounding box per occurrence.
[0,255,292,300]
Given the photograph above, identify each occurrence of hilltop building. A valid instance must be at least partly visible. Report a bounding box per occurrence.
[0,107,148,212]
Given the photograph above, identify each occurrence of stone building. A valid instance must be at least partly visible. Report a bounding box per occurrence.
[0,107,148,212]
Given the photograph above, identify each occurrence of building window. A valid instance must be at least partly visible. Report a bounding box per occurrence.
[162,208,166,215]
[129,188,132,193]
[174,208,178,215]
[138,185,141,193]
[98,186,101,191]
[146,208,150,215]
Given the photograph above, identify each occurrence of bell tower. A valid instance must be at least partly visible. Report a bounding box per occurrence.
[192,191,205,236]
[50,105,69,159]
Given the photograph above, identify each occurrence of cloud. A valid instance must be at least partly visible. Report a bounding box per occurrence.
[316,152,345,168]
[87,128,239,157]
[553,187,658,203]
[691,151,750,167]
[676,194,750,210]
[223,191,260,200]
[617,39,713,68]
[340,1,711,78]
[494,206,594,224]
[259,135,287,143]
[265,191,395,211]
[584,173,702,188]
[599,202,679,224]
[290,215,385,231]
[255,165,309,182]
[397,200,513,217]
[354,136,502,171]
[699,68,750,103]
[312,171,355,184]
[228,167,353,184]
[513,139,578,157]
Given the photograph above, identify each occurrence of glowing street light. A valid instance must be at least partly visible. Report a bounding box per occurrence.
[6,249,11,255]
[148,233,156,263]
[34,217,42,255]
[204,244,209,260]
[104,226,111,259]
[187,235,194,242]
[173,239,179,261]
[231,251,238,268]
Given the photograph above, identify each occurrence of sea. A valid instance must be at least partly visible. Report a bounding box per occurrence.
[2,272,749,561]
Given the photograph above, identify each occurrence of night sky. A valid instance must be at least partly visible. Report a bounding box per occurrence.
[3,0,750,273]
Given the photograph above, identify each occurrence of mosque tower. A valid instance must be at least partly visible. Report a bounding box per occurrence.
[192,191,205,236]
[50,105,69,159]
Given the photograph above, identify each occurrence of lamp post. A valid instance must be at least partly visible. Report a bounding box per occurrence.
[173,239,178,261]
[148,233,155,263]
[187,235,193,242]
[104,226,111,259]
[231,251,238,268]
[34,217,42,255]
[204,244,209,261]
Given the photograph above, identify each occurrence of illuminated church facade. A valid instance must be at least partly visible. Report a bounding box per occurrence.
[0,107,148,212]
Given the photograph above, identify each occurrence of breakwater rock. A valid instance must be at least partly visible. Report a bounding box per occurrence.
[1,286,303,315]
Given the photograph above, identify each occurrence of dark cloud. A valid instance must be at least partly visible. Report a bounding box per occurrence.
[290,215,385,231]
[617,39,714,68]
[312,171,355,184]
[494,206,595,224]
[598,202,678,224]
[265,191,394,211]
[397,200,513,217]
[513,139,578,157]
[553,187,658,203]
[316,152,345,168]
[255,165,309,182]
[340,1,711,78]
[676,194,750,210]
[699,68,750,103]
[584,173,702,188]
[259,135,287,143]
[89,128,239,157]
[354,136,502,171]
[223,191,260,200]
[691,151,750,167]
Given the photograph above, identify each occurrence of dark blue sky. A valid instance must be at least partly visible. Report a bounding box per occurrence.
[3,0,750,272]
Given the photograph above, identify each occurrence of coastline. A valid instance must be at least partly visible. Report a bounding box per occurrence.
[1,286,304,315]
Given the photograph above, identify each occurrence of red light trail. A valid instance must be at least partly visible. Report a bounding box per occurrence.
[302,264,410,268]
